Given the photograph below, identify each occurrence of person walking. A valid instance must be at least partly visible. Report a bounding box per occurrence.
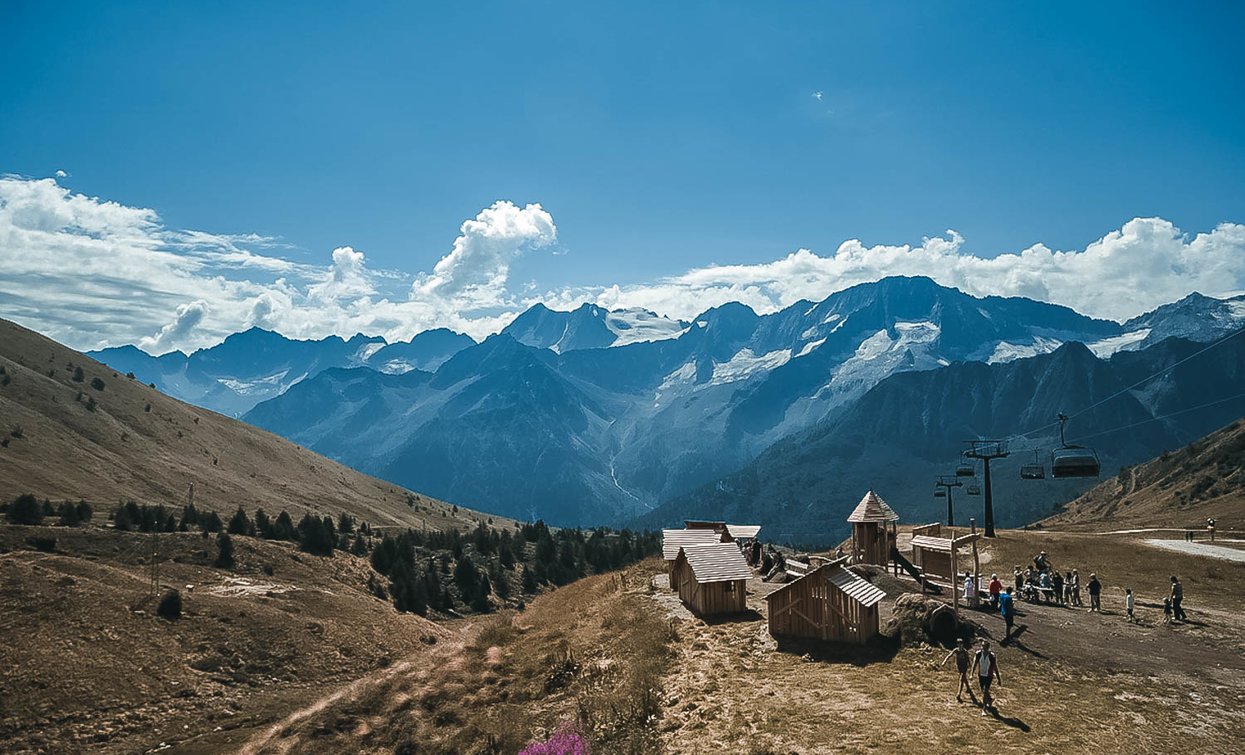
[940,638,972,701]
[972,639,1002,715]
[1170,576,1186,622]
[1125,588,1135,622]
[999,586,1016,641]
[1087,573,1102,612]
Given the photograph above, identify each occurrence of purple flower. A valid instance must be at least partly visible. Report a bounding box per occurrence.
[518,722,589,755]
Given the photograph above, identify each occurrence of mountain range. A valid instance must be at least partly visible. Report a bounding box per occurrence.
[87,277,1245,529]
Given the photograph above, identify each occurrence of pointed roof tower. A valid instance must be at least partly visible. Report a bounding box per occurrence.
[847,490,899,523]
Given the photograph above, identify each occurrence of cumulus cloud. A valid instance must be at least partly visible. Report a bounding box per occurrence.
[140,300,209,353]
[413,201,556,306]
[550,219,1245,324]
[1,174,1243,356]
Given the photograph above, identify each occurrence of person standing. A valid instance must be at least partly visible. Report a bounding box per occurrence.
[963,571,975,607]
[940,638,972,701]
[972,639,1002,715]
[1071,569,1082,607]
[999,586,1016,640]
[1051,570,1064,606]
[1087,573,1102,612]
[1170,576,1186,622]
[988,573,1002,610]
[1125,588,1135,622]
[1013,565,1024,594]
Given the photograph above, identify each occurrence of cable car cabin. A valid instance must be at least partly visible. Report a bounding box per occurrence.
[1020,463,1046,480]
[956,463,975,477]
[967,483,981,496]
[933,489,946,498]
[1050,446,1101,478]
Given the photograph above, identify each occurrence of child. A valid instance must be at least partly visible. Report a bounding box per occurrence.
[1125,588,1135,622]
[1163,597,1172,625]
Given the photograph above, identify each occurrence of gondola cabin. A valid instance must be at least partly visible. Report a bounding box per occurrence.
[671,543,751,616]
[662,529,727,586]
[766,559,885,645]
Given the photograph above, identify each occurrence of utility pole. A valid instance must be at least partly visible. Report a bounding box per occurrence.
[935,475,963,526]
[964,440,1009,537]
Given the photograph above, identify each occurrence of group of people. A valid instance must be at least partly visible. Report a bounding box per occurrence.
[939,556,1194,718]
[991,552,1103,611]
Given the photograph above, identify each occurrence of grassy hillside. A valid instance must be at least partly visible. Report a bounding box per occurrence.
[1043,417,1245,530]
[0,318,506,531]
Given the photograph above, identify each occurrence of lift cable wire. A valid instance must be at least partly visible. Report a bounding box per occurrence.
[1005,326,1245,444]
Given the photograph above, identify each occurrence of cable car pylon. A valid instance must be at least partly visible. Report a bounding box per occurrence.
[964,439,1009,537]
[935,475,963,526]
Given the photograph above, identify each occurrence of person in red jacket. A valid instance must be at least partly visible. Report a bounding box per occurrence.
[987,573,1003,610]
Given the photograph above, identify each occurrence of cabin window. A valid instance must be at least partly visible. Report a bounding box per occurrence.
[724,581,735,593]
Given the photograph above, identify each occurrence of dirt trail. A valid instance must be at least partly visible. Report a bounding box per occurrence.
[1143,539,1245,562]
[235,637,465,755]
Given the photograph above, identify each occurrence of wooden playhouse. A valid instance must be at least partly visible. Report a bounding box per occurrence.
[765,558,886,645]
[670,542,752,616]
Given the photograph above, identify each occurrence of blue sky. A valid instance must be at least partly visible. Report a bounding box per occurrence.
[2,2,1244,351]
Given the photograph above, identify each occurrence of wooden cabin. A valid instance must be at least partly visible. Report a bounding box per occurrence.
[671,543,752,616]
[766,559,885,645]
[662,528,727,586]
[724,524,762,542]
[847,490,899,565]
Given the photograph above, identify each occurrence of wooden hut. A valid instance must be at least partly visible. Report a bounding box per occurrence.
[662,528,726,585]
[671,543,752,616]
[765,559,885,645]
[847,490,899,565]
[724,524,762,542]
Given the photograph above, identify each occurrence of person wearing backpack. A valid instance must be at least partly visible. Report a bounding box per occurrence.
[971,639,1002,715]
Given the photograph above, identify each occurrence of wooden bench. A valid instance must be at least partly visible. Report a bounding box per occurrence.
[785,559,810,578]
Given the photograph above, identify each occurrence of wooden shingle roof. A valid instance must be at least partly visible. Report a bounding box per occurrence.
[662,529,723,560]
[911,535,954,552]
[846,490,900,523]
[826,565,888,607]
[765,562,887,608]
[725,524,762,540]
[678,543,753,584]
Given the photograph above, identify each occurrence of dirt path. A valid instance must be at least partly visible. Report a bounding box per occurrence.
[1143,539,1245,562]
[232,637,465,755]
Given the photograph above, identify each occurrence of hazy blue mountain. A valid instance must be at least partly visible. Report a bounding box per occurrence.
[367,328,476,374]
[500,302,688,352]
[89,327,469,417]
[640,333,1245,543]
[242,277,1159,524]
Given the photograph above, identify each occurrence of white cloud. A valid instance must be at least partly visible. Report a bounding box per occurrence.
[1,174,1243,356]
[140,299,209,353]
[54,169,68,178]
[554,219,1245,324]
[413,200,556,307]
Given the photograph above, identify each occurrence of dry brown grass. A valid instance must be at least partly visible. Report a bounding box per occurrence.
[0,317,510,531]
[0,523,446,754]
[240,559,675,754]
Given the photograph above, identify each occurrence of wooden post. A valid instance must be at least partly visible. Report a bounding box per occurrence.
[971,518,981,609]
[951,535,959,618]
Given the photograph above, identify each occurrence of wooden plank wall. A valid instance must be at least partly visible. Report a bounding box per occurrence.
[767,572,880,645]
[674,560,746,615]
